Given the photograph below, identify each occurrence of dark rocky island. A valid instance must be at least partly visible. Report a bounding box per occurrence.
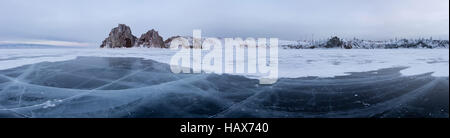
[137,29,166,48]
[100,24,137,48]
[100,24,166,48]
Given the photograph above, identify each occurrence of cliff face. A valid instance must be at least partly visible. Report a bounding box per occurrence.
[137,29,165,48]
[100,24,137,48]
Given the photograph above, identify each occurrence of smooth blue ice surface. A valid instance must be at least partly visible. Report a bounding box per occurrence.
[0,57,448,118]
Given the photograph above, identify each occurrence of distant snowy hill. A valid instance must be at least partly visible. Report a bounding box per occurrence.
[164,36,449,49]
[280,37,449,49]
[104,33,449,49]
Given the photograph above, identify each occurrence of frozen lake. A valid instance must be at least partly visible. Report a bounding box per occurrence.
[0,48,448,118]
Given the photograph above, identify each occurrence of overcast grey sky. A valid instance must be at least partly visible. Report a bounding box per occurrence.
[0,0,448,46]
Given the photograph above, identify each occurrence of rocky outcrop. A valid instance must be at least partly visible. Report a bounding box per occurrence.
[100,24,137,48]
[137,29,166,48]
[164,36,194,48]
[164,36,182,44]
[325,36,344,48]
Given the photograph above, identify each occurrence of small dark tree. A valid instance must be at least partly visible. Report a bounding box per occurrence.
[325,36,344,48]
[343,42,353,49]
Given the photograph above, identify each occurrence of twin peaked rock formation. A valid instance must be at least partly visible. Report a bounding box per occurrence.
[100,24,166,48]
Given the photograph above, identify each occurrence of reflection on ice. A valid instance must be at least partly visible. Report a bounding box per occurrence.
[0,57,448,118]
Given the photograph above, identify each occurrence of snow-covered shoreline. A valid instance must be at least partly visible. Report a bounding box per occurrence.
[280,38,449,49]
